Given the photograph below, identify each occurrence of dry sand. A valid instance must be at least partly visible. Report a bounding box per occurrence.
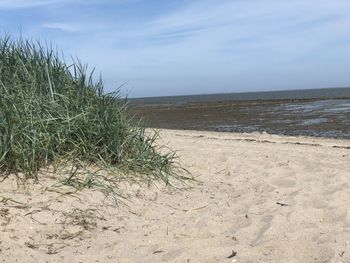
[1,129,350,263]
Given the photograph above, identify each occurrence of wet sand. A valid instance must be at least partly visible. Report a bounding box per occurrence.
[132,99,350,139]
[1,129,350,262]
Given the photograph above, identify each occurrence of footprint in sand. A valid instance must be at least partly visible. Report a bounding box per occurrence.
[161,248,184,262]
[271,178,296,188]
[323,183,349,195]
[303,197,329,209]
[251,215,274,247]
[323,207,348,223]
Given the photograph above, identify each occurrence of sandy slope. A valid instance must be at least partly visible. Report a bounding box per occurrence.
[1,129,350,263]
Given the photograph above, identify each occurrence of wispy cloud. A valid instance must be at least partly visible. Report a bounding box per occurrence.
[2,0,350,96]
[0,0,102,9]
[0,0,66,9]
[42,22,82,33]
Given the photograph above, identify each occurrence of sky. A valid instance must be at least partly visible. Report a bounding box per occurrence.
[1,0,350,97]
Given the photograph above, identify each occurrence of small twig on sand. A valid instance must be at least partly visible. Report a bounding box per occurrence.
[227,250,237,258]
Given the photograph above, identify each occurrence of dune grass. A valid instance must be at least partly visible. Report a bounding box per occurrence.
[0,35,185,198]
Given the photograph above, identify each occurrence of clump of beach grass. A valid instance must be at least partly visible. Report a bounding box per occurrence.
[0,35,186,199]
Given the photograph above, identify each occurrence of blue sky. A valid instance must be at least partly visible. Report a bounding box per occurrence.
[1,0,350,97]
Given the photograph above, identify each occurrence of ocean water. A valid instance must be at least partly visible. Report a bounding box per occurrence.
[131,88,350,139]
[209,99,350,138]
[131,87,350,106]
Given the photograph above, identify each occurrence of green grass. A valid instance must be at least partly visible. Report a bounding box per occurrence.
[0,35,186,198]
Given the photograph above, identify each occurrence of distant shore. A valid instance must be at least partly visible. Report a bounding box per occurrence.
[130,87,350,106]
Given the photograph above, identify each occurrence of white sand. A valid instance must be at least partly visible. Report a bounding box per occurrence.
[1,129,350,262]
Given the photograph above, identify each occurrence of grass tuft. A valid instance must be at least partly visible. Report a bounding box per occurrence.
[0,35,187,198]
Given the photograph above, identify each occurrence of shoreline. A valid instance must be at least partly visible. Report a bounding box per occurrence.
[1,129,350,262]
[154,128,350,146]
[132,98,350,140]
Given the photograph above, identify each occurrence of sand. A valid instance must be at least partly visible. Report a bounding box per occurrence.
[1,129,350,263]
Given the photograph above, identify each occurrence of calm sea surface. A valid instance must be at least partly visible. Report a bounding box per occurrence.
[131,88,350,139]
[131,87,350,106]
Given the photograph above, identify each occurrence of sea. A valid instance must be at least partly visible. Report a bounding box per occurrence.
[130,87,350,140]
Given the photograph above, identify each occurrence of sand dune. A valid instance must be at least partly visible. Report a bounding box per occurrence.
[1,129,350,262]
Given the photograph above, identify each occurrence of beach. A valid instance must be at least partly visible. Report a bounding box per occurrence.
[131,98,350,139]
[1,129,350,262]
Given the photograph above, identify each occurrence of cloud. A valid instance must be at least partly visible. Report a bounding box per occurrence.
[0,0,64,9]
[42,22,82,33]
[2,0,350,96]
[0,0,100,9]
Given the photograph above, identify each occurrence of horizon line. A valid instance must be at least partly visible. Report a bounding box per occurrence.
[129,86,350,99]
